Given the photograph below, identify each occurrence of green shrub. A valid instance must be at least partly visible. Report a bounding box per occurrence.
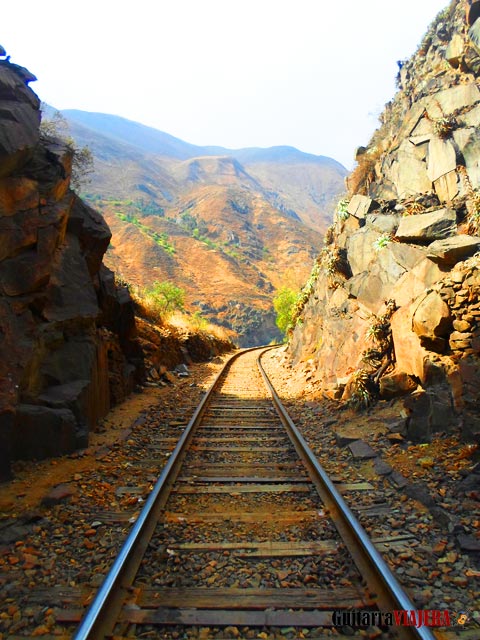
[373,234,392,252]
[142,281,185,317]
[273,287,298,336]
[336,198,350,221]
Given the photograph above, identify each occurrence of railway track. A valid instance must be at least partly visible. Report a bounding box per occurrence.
[65,347,437,639]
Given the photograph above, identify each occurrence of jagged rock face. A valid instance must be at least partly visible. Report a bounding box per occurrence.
[0,61,143,481]
[289,0,480,444]
[0,61,40,177]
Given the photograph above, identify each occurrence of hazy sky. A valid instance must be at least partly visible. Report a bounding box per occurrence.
[4,0,448,168]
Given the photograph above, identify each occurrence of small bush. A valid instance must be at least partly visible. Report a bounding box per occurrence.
[432,116,456,139]
[348,369,375,410]
[40,107,94,192]
[141,281,185,320]
[373,234,392,252]
[336,198,350,221]
[273,287,298,336]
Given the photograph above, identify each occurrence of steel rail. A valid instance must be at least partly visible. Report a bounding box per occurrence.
[257,349,436,640]
[74,345,437,639]
[73,347,260,640]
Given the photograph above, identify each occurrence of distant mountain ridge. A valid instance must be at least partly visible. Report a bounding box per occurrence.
[60,108,347,345]
[62,109,346,169]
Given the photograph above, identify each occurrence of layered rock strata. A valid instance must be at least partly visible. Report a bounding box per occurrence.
[289,0,480,444]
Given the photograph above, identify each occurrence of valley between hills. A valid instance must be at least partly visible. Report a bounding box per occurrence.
[62,109,347,345]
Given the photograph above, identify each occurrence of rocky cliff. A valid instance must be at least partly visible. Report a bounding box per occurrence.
[289,0,480,445]
[0,59,146,481]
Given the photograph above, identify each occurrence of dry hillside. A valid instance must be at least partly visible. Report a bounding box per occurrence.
[61,110,347,345]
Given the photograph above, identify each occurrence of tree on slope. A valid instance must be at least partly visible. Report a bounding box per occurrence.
[273,287,297,336]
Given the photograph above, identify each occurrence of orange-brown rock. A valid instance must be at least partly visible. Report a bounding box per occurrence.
[412,291,452,345]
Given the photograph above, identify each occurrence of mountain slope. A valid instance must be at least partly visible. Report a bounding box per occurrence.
[61,109,346,345]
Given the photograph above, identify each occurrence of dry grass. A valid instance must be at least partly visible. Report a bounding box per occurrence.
[168,311,236,342]
[346,147,381,196]
[130,287,236,343]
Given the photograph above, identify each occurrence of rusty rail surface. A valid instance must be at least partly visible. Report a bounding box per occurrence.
[71,347,435,640]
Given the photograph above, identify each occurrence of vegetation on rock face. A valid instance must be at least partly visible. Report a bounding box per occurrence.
[373,234,392,252]
[40,107,94,191]
[348,369,376,410]
[141,281,185,319]
[349,300,397,411]
[459,166,480,235]
[431,115,457,139]
[287,261,323,332]
[273,287,298,336]
[336,198,350,221]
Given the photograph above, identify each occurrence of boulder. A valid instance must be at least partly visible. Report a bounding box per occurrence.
[427,138,457,183]
[385,417,408,435]
[21,141,72,201]
[373,458,393,476]
[388,140,432,198]
[378,242,426,281]
[425,84,480,118]
[12,404,77,460]
[346,228,379,275]
[427,385,456,432]
[433,170,459,203]
[457,534,480,552]
[392,258,445,307]
[348,270,386,313]
[41,483,76,506]
[349,244,426,313]
[412,291,452,342]
[347,194,377,219]
[395,208,457,243]
[334,430,360,447]
[427,235,480,265]
[379,371,418,398]
[402,390,433,442]
[391,304,433,383]
[39,340,96,388]
[456,129,480,189]
[445,33,464,67]
[365,213,400,235]
[457,103,480,128]
[348,440,377,459]
[0,205,42,262]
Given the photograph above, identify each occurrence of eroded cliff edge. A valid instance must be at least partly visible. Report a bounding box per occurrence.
[289,0,480,445]
[0,60,146,480]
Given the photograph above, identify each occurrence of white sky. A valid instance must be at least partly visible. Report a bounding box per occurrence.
[3,0,448,168]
